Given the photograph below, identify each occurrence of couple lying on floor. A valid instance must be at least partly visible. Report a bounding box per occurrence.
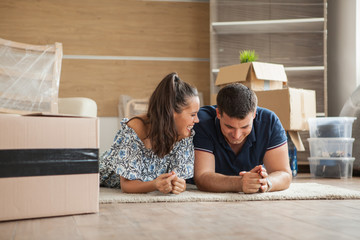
[99,73,292,194]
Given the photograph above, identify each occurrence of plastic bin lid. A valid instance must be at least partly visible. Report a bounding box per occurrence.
[307,117,356,123]
[308,157,355,161]
[307,138,355,142]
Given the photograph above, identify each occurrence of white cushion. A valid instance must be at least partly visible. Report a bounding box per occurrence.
[58,97,97,117]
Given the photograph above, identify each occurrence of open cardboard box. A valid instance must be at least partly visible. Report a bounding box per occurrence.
[256,87,316,151]
[0,113,99,221]
[215,62,288,91]
[287,130,305,151]
[256,87,316,131]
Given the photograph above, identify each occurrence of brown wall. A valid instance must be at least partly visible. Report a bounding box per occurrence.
[0,0,210,116]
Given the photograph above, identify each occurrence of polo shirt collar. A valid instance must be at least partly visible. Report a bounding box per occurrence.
[215,117,228,148]
[248,125,256,144]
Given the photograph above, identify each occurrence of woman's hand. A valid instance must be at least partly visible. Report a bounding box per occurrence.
[154,172,177,193]
[154,171,186,194]
[171,174,186,194]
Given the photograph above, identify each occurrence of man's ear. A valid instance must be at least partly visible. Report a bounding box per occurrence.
[216,108,221,119]
[253,110,256,119]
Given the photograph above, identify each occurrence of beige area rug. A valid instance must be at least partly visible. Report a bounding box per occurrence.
[99,183,360,204]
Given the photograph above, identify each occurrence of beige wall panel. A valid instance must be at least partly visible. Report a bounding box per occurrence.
[59,59,210,116]
[0,0,209,58]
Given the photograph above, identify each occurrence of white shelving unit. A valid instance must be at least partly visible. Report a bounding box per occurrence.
[212,18,325,34]
[212,66,325,74]
[210,0,327,115]
[209,0,327,164]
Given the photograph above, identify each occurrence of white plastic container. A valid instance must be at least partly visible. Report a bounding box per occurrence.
[307,138,354,158]
[308,157,355,178]
[307,117,356,138]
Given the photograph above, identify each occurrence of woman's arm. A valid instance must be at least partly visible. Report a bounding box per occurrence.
[120,172,177,193]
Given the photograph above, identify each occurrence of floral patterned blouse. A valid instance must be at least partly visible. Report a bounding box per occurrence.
[99,118,195,188]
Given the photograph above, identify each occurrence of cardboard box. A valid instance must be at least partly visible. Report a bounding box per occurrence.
[0,174,99,222]
[256,87,316,131]
[211,94,217,106]
[215,62,287,91]
[0,114,99,221]
[287,130,305,151]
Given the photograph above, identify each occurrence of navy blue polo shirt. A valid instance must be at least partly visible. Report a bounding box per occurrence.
[193,105,287,176]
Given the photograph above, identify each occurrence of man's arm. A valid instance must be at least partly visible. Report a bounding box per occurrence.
[263,143,292,192]
[194,150,263,193]
[194,150,242,192]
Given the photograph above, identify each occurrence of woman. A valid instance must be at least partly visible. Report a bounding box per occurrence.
[99,73,200,194]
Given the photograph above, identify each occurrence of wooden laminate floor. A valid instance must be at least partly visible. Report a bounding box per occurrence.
[1,174,360,240]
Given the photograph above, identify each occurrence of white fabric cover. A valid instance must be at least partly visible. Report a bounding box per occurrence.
[340,85,360,171]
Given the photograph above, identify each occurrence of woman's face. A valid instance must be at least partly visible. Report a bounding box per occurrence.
[173,96,200,140]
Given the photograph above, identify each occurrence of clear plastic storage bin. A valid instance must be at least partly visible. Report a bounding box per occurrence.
[308,157,355,178]
[307,138,354,158]
[307,117,356,138]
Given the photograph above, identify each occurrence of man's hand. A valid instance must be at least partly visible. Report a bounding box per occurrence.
[239,165,269,193]
[256,165,270,193]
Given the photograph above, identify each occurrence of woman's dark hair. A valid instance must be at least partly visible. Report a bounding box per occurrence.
[217,83,257,119]
[146,72,198,158]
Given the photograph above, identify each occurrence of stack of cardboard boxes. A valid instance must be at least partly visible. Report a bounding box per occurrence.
[214,61,317,151]
[0,39,99,221]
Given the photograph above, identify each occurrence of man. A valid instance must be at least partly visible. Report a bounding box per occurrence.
[193,83,292,193]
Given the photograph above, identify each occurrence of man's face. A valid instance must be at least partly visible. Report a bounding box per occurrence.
[216,108,255,145]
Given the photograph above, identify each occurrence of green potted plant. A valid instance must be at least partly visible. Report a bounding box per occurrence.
[239,50,258,63]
